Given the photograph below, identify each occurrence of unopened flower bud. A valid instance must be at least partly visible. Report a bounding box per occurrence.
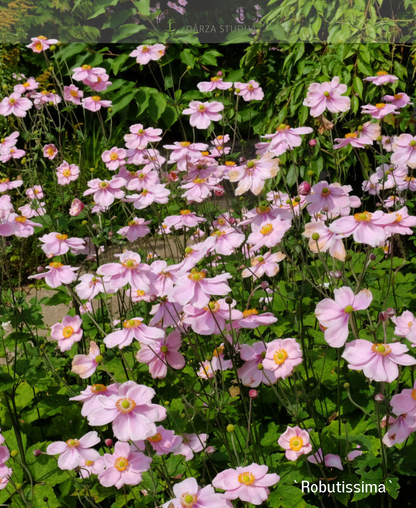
[307,170,314,177]
[369,253,376,261]
[187,65,192,70]
[215,93,220,98]
[10,450,18,458]
[379,312,388,322]
[235,88,241,93]
[257,363,264,370]
[105,439,113,447]
[108,108,113,113]
[298,181,311,195]
[33,449,42,457]
[181,413,186,419]
[164,401,170,406]
[21,157,27,165]
[43,497,49,502]
[309,139,317,147]
[37,266,44,273]
[377,136,383,142]
[90,167,95,172]
[82,220,87,226]
[225,297,233,304]
[375,394,384,402]
[345,254,352,262]
[386,308,396,317]
[15,484,22,491]
[50,45,56,51]
[342,418,348,424]
[343,382,350,389]
[217,71,223,77]
[227,424,235,432]
[249,389,258,399]
[95,355,103,363]
[261,281,269,290]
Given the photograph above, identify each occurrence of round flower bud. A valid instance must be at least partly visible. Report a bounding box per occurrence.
[105,439,113,447]
[369,253,376,261]
[15,484,22,491]
[235,88,241,93]
[345,254,352,262]
[307,170,314,177]
[43,498,49,502]
[298,181,311,195]
[334,271,342,280]
[294,196,301,203]
[164,401,170,406]
[50,45,56,51]
[227,424,235,432]
[21,157,26,165]
[217,71,223,77]
[376,136,383,142]
[187,66,192,70]
[312,233,320,241]
[309,139,317,147]
[225,297,233,305]
[343,382,350,389]
[249,389,258,399]
[108,108,113,113]
[90,168,95,172]
[81,220,88,226]
[181,413,186,419]
[95,355,103,363]
[37,266,44,273]
[257,363,264,370]
[379,312,388,322]
[11,450,18,458]
[33,449,42,457]
[215,93,220,98]
[341,418,348,424]
[375,394,384,402]
[386,308,396,317]
[261,281,269,290]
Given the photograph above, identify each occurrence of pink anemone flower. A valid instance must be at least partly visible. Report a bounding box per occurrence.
[136,330,185,379]
[247,218,292,252]
[329,210,394,247]
[14,77,38,94]
[26,36,58,53]
[333,132,373,149]
[98,441,152,489]
[236,309,277,329]
[308,449,344,470]
[303,77,350,117]
[173,433,208,462]
[391,134,416,167]
[361,103,398,119]
[29,262,79,288]
[263,338,303,380]
[72,341,102,379]
[234,80,264,101]
[39,232,85,256]
[315,287,373,348]
[212,464,279,505]
[135,425,183,456]
[104,318,164,349]
[363,72,398,86]
[46,431,100,470]
[149,300,183,327]
[306,181,350,214]
[117,217,151,242]
[278,426,312,461]
[182,101,224,129]
[303,223,346,261]
[183,298,243,335]
[83,178,126,207]
[385,206,416,236]
[124,184,170,210]
[87,380,167,442]
[97,251,155,290]
[391,310,416,344]
[82,96,112,112]
[64,85,83,105]
[164,210,206,229]
[228,157,279,196]
[383,92,412,108]
[262,124,313,156]
[79,457,105,479]
[169,270,231,309]
[181,177,221,203]
[242,251,286,279]
[72,66,106,83]
[390,380,416,417]
[382,414,416,447]
[238,342,277,387]
[124,123,162,148]
[43,143,58,160]
[204,228,245,256]
[197,76,233,92]
[0,93,32,117]
[56,161,80,185]
[102,147,126,171]
[69,383,119,417]
[75,273,114,301]
[129,44,165,64]
[50,315,83,352]
[342,340,416,383]
[163,477,233,508]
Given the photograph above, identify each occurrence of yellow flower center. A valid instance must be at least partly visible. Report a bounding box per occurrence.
[114,457,129,471]
[243,309,258,318]
[273,349,288,364]
[394,94,403,100]
[100,181,109,188]
[91,96,101,102]
[123,319,142,329]
[148,433,162,442]
[136,290,146,297]
[188,271,206,281]
[376,71,388,75]
[62,326,74,338]
[213,345,225,357]
[122,259,137,269]
[198,105,206,111]
[395,214,402,222]
[193,178,206,184]
[62,169,71,177]
[66,439,80,448]
[85,460,94,466]
[256,205,271,214]
[412,389,416,401]
[375,103,386,109]
[225,161,236,166]
[180,493,198,508]
[9,98,16,104]
[371,343,392,356]
[405,176,415,182]
[49,262,63,269]
[82,65,92,70]
[277,124,290,131]
[116,397,137,413]
[344,305,354,314]
[110,153,119,160]
[180,210,192,215]
[70,90,78,97]
[180,141,191,147]
[47,148,55,155]
[211,76,220,81]
[289,436,303,451]
[35,43,43,51]
[345,133,358,139]
[56,234,68,241]
[91,384,107,394]
[321,187,331,196]
[23,82,30,88]
[260,223,273,235]
[15,216,26,223]
[238,472,255,485]
[354,211,372,222]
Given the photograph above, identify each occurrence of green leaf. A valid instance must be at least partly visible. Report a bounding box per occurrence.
[111,53,130,75]
[353,76,363,99]
[134,0,150,16]
[351,95,359,114]
[112,24,146,43]
[33,484,60,508]
[161,104,178,128]
[88,0,119,20]
[200,49,222,66]
[180,49,195,68]
[136,89,150,115]
[148,93,167,122]
[108,90,138,117]
[269,484,305,508]
[41,290,72,307]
